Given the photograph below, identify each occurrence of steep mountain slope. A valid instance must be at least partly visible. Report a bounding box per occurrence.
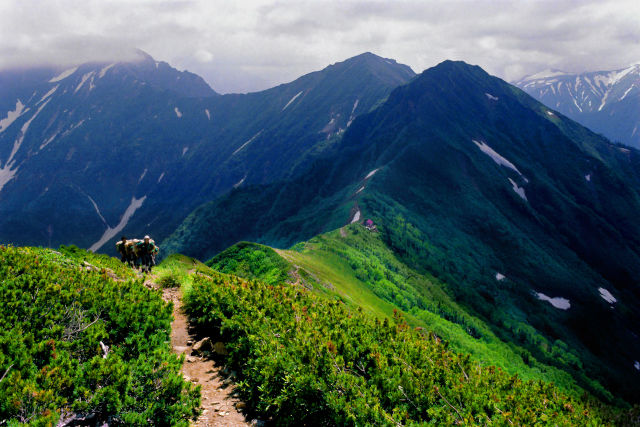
[165,60,640,404]
[206,228,599,397]
[0,52,415,250]
[185,238,625,424]
[514,64,640,148]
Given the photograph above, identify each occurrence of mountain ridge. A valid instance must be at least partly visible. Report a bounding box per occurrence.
[0,51,415,251]
[164,58,640,404]
[514,63,640,148]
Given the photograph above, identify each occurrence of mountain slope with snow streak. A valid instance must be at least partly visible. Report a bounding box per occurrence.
[0,51,414,253]
[514,64,640,148]
[166,60,640,405]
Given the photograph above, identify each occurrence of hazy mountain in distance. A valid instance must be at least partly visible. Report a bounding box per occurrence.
[514,64,640,148]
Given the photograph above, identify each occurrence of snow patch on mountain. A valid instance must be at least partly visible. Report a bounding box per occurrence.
[351,99,360,114]
[49,67,78,82]
[89,195,147,252]
[40,131,60,150]
[598,90,609,111]
[174,107,182,118]
[0,164,18,193]
[86,194,109,227]
[205,109,211,120]
[233,175,246,188]
[536,292,570,309]
[473,140,522,175]
[138,168,148,183]
[365,168,379,180]
[598,287,617,304]
[485,93,499,101]
[37,86,58,105]
[232,130,263,156]
[75,71,95,93]
[347,99,360,127]
[620,85,635,101]
[60,120,85,140]
[282,91,303,111]
[495,272,506,281]
[607,65,637,86]
[0,100,27,132]
[508,178,527,201]
[321,117,337,133]
[98,63,115,78]
[350,209,361,224]
[573,98,583,112]
[7,98,51,167]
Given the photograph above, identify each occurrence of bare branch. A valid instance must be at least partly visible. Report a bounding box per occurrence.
[0,364,13,383]
[457,361,469,381]
[435,386,463,422]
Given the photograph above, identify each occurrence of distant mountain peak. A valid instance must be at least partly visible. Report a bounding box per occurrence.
[347,51,401,65]
[326,52,416,83]
[514,63,640,147]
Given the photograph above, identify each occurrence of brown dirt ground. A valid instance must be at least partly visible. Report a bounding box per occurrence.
[147,276,252,426]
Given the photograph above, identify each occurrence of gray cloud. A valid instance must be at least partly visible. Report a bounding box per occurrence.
[1,0,639,93]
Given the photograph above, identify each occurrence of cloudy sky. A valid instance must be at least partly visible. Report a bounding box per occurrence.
[2,0,640,93]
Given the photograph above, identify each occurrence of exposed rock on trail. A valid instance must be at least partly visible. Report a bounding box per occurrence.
[149,278,251,426]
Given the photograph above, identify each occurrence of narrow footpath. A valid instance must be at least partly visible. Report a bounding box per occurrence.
[148,276,251,426]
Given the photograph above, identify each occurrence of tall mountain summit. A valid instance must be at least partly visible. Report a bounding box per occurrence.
[0,51,415,250]
[514,64,640,148]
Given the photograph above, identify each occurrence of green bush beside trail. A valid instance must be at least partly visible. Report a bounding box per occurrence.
[184,270,621,425]
[207,242,291,286]
[0,246,200,425]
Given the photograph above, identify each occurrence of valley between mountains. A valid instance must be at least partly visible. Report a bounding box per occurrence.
[2,51,640,424]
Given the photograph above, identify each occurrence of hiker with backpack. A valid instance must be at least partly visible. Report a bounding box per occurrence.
[136,235,158,273]
[115,236,132,265]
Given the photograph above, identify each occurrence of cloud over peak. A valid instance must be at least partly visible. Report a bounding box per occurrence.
[2,0,639,93]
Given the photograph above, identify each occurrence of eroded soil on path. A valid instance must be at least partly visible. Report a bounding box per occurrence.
[147,277,252,426]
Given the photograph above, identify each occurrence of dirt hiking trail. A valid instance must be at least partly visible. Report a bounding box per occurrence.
[147,276,252,426]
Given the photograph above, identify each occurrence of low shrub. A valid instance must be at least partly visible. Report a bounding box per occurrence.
[0,246,200,425]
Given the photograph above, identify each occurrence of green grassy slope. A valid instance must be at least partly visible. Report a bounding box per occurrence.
[184,252,625,425]
[204,226,616,403]
[0,245,200,426]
